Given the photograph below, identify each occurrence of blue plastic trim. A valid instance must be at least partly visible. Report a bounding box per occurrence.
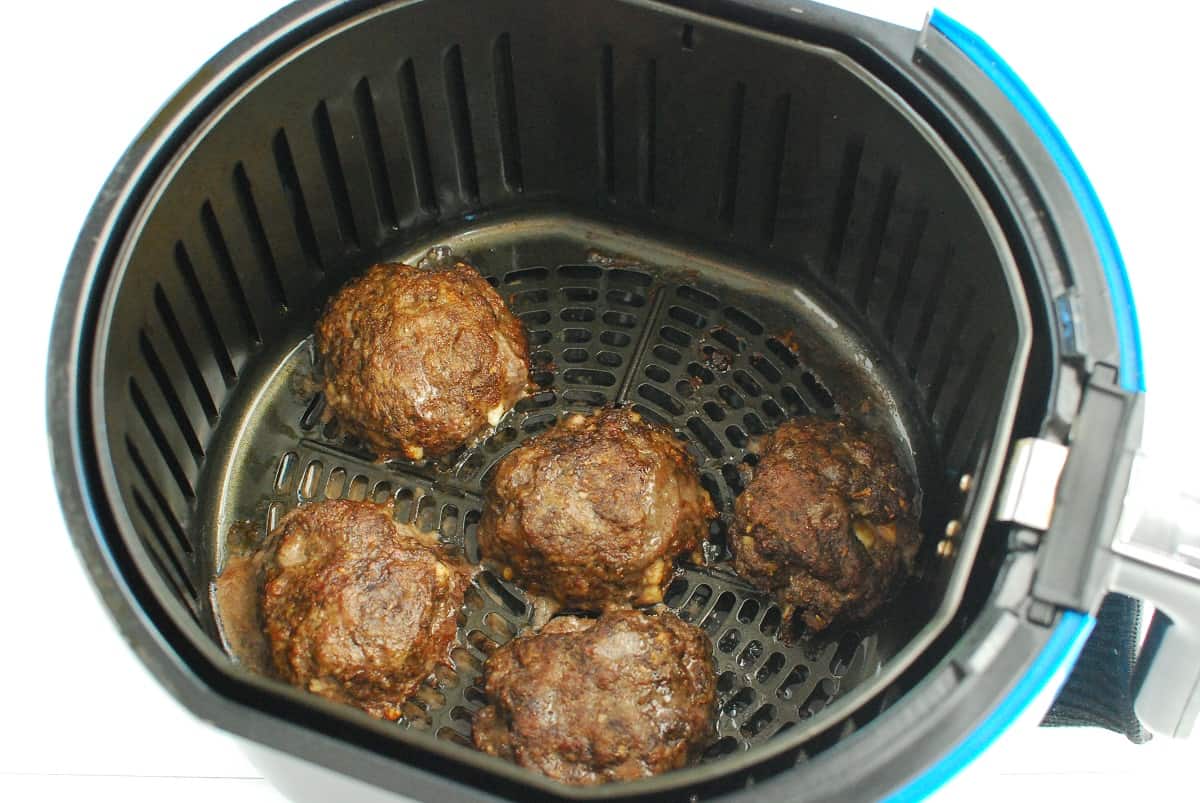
[929,9,1145,392]
[883,610,1095,802]
[880,12,1138,799]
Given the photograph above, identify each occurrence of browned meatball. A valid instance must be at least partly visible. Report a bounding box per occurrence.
[477,407,715,610]
[472,609,716,784]
[731,417,920,631]
[315,259,529,460]
[260,500,468,720]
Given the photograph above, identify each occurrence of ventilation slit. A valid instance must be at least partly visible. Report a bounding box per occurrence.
[688,416,724,458]
[126,437,193,555]
[312,100,360,250]
[199,202,261,344]
[598,45,615,196]
[132,489,196,600]
[907,245,955,376]
[962,400,994,470]
[854,168,899,311]
[398,59,438,215]
[681,24,696,50]
[762,92,791,243]
[639,59,657,207]
[232,163,288,310]
[617,289,669,403]
[943,331,996,451]
[170,242,235,386]
[718,82,746,226]
[353,77,398,230]
[926,285,976,413]
[129,379,194,500]
[443,46,479,204]
[271,129,323,276]
[492,34,523,192]
[824,136,864,276]
[138,332,204,462]
[153,285,217,423]
[884,207,928,342]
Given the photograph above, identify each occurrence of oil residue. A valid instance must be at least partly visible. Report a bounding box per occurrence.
[213,520,271,674]
[225,518,263,554]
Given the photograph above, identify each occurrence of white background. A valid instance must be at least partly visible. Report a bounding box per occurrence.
[1,1,1195,801]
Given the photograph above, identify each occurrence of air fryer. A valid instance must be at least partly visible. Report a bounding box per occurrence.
[46,1,1200,801]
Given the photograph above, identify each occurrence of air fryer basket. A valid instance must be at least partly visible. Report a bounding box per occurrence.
[53,0,1075,799]
[210,210,1009,755]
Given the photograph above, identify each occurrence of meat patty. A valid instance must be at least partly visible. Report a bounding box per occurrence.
[472,609,717,784]
[260,500,468,720]
[477,407,715,610]
[315,258,529,460]
[731,417,920,631]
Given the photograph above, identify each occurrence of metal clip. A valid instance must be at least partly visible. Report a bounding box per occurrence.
[994,437,1069,530]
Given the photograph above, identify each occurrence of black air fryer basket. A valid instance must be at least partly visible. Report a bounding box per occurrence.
[48,1,1200,801]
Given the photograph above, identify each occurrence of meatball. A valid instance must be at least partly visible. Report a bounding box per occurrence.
[315,259,529,460]
[731,417,919,631]
[472,609,717,784]
[260,500,468,720]
[477,407,715,610]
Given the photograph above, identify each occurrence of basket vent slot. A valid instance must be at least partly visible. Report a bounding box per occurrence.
[824,136,865,277]
[138,332,204,461]
[152,285,218,423]
[271,129,323,277]
[129,379,194,500]
[599,45,615,196]
[761,92,791,243]
[126,437,192,557]
[639,58,657,207]
[492,33,523,193]
[199,201,262,344]
[444,45,479,205]
[353,77,398,231]
[854,168,899,310]
[398,59,438,216]
[718,81,746,227]
[312,100,360,251]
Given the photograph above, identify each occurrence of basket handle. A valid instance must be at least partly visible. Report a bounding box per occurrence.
[1108,454,1200,738]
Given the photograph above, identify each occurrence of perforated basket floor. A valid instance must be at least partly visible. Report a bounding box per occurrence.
[208,219,924,760]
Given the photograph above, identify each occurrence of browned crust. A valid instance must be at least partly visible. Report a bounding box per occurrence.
[477,407,715,610]
[259,500,468,720]
[472,609,717,784]
[315,261,529,460]
[730,417,920,631]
